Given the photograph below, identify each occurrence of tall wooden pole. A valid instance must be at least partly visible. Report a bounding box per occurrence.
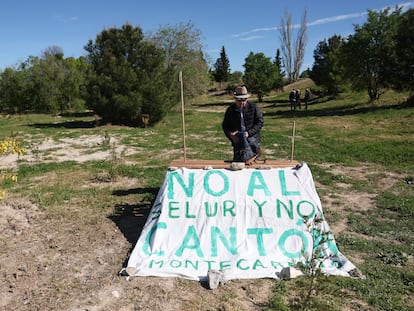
[179,71,187,162]
[290,120,296,162]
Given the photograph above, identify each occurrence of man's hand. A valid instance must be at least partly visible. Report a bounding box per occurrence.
[230,131,240,144]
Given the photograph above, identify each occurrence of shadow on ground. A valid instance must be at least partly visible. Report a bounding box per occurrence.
[109,187,159,247]
[29,120,99,129]
[263,99,413,118]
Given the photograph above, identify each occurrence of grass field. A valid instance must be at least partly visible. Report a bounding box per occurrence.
[1,80,413,310]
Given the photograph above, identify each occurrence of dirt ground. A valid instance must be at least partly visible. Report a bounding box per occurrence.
[0,196,279,311]
[0,136,398,310]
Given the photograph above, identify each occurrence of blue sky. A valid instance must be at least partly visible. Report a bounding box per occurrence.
[1,0,413,73]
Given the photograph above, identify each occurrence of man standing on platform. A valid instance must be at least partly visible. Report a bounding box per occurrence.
[222,86,264,164]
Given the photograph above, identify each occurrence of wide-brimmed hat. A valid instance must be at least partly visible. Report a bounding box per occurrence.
[233,86,251,99]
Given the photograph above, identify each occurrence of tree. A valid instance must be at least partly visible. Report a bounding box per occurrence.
[341,7,401,101]
[26,48,87,114]
[279,8,308,83]
[29,54,62,113]
[243,52,282,102]
[274,48,284,79]
[85,24,172,125]
[394,8,414,94]
[310,35,346,95]
[43,45,64,60]
[299,68,311,78]
[38,46,87,112]
[213,46,231,83]
[231,71,243,84]
[148,21,210,100]
[0,67,29,113]
[60,56,88,112]
[0,46,86,115]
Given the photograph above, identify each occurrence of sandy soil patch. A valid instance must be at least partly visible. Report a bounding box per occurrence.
[1,135,141,169]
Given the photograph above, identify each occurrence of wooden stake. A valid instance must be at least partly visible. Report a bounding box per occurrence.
[179,71,187,162]
[290,121,296,162]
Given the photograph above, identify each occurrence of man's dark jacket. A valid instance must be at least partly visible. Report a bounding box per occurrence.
[222,101,264,143]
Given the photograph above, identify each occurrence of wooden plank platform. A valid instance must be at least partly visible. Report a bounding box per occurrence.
[169,159,300,169]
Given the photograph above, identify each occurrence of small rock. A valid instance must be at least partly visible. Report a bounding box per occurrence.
[278,267,304,280]
[229,162,245,170]
[207,270,226,289]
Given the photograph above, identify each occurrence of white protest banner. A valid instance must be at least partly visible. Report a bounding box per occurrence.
[125,163,358,281]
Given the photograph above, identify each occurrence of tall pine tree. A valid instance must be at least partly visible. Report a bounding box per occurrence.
[213,46,230,83]
[84,24,172,125]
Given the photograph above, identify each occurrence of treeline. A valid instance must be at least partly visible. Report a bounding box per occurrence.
[310,7,413,101]
[0,22,210,126]
[211,46,285,103]
[0,48,88,115]
[0,7,412,126]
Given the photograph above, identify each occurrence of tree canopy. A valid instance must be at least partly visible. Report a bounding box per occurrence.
[309,6,412,101]
[341,7,402,101]
[279,8,307,83]
[84,24,174,125]
[0,51,86,114]
[310,35,346,95]
[213,46,231,83]
[243,52,282,102]
[394,8,414,93]
[148,21,210,100]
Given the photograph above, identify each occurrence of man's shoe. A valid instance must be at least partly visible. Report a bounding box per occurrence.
[255,147,266,163]
[245,154,258,166]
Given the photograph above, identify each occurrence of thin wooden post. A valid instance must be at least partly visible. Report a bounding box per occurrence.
[290,121,296,162]
[179,71,187,162]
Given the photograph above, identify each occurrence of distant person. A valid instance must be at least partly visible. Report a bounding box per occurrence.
[289,89,296,110]
[222,86,264,164]
[304,88,311,109]
[295,89,301,109]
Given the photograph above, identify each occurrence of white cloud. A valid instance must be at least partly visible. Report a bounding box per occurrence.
[240,35,265,41]
[386,2,414,11]
[232,26,277,38]
[232,2,414,41]
[307,12,367,27]
[233,11,366,40]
